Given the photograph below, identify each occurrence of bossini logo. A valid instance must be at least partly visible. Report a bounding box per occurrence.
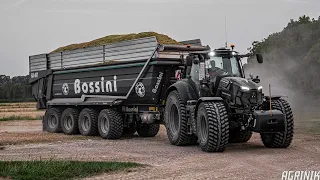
[135,82,145,97]
[281,171,319,180]
[62,83,69,95]
[152,72,163,93]
[74,76,117,94]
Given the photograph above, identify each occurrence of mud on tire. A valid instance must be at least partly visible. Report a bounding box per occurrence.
[78,108,98,136]
[197,102,229,152]
[164,90,197,146]
[98,109,123,139]
[61,108,79,135]
[44,108,62,133]
[260,99,294,148]
[137,124,160,137]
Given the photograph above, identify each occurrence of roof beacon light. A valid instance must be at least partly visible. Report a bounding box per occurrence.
[230,44,235,50]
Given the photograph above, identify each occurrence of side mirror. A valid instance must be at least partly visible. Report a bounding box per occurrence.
[186,56,193,66]
[256,54,263,64]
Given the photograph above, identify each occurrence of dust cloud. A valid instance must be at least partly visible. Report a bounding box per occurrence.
[244,56,320,121]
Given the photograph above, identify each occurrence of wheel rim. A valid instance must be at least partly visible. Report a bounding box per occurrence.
[199,114,208,143]
[169,104,179,136]
[64,116,73,130]
[100,117,109,134]
[81,116,90,132]
[48,115,57,129]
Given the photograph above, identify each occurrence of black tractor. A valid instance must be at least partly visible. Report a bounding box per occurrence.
[164,45,294,152]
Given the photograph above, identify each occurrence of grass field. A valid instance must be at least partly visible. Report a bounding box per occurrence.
[0,102,44,120]
[0,160,141,180]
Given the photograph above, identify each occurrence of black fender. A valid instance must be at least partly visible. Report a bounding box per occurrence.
[264,95,283,100]
[166,80,198,104]
[195,97,224,117]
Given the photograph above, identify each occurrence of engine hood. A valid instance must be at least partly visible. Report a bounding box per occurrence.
[223,77,260,90]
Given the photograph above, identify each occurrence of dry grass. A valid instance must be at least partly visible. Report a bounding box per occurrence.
[0,111,45,119]
[0,108,37,112]
[52,31,180,52]
[0,132,94,146]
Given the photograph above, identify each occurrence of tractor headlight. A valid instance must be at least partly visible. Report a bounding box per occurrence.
[240,86,250,91]
[258,86,263,91]
[209,51,215,56]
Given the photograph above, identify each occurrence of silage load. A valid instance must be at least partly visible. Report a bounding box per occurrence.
[52,32,180,53]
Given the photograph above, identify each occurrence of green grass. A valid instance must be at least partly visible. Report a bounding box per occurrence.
[0,116,42,121]
[0,160,140,180]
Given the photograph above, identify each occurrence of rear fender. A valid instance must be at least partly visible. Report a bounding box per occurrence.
[166,80,198,104]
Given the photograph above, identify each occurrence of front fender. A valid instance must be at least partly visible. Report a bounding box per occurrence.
[195,97,224,117]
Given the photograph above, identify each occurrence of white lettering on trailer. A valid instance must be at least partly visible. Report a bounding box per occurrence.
[152,72,163,94]
[31,72,38,78]
[74,76,117,94]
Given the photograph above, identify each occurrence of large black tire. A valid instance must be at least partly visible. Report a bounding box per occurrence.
[44,108,62,133]
[61,108,79,135]
[98,109,123,139]
[197,102,229,152]
[137,124,160,137]
[78,108,98,136]
[122,124,136,137]
[229,129,253,143]
[260,99,294,148]
[164,90,196,146]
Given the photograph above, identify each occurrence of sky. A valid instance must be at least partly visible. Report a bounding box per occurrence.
[0,0,319,76]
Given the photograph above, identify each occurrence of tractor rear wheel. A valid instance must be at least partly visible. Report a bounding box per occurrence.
[164,90,196,146]
[78,108,98,136]
[98,109,123,139]
[44,108,62,133]
[229,129,253,143]
[260,99,294,148]
[137,124,160,137]
[197,102,229,152]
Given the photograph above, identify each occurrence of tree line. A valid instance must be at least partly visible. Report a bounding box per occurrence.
[247,15,320,96]
[0,75,34,103]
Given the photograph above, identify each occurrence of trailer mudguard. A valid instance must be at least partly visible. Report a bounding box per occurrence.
[166,80,198,104]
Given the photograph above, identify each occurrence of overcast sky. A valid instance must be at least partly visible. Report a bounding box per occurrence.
[0,0,319,76]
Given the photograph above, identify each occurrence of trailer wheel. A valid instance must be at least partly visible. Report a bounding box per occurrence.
[165,90,195,146]
[137,124,160,137]
[44,108,62,133]
[78,108,98,136]
[98,109,123,139]
[61,108,79,135]
[197,102,229,152]
[229,129,253,143]
[260,99,294,148]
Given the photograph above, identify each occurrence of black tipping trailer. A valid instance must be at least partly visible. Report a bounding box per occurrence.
[29,36,294,152]
[29,37,210,139]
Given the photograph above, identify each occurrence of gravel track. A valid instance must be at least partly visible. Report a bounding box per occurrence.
[0,120,319,180]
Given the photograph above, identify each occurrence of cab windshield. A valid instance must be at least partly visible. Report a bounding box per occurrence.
[205,56,242,77]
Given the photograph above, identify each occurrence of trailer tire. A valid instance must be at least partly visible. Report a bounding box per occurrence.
[137,124,160,137]
[197,102,229,152]
[44,108,62,133]
[61,108,79,135]
[78,108,98,136]
[229,130,252,143]
[98,109,123,139]
[260,99,294,148]
[165,90,195,146]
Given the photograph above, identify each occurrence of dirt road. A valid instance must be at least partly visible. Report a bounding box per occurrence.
[0,120,319,180]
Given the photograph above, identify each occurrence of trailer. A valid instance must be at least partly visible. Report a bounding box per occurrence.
[29,37,294,152]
